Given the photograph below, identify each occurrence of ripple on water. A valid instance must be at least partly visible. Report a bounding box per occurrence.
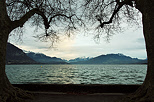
[6,64,147,84]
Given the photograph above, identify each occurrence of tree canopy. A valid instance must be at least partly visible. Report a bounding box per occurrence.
[6,0,84,43]
[82,0,142,40]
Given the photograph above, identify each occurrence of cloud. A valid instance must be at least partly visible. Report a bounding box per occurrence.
[137,38,145,43]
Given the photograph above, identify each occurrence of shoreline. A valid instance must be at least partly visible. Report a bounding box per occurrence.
[13,84,140,102]
[13,84,140,93]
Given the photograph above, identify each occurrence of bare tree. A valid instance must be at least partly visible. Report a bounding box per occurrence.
[83,0,154,102]
[0,0,83,101]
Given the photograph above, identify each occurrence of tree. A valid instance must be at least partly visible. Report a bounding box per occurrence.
[0,0,154,102]
[83,0,154,102]
[0,0,82,102]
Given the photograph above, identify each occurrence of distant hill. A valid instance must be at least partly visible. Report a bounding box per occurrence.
[6,43,37,64]
[6,43,147,65]
[68,57,92,63]
[71,53,147,64]
[25,52,68,64]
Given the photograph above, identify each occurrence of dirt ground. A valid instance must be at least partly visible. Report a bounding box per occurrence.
[13,84,138,102]
[27,92,125,102]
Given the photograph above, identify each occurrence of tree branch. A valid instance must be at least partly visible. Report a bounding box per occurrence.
[48,14,75,24]
[100,0,133,28]
[12,8,37,29]
[12,8,49,30]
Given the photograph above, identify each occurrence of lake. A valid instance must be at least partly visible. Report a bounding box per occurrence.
[6,64,147,85]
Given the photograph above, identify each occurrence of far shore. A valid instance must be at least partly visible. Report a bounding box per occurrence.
[6,63,147,65]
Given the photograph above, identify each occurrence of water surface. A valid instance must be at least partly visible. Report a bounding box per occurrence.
[6,64,147,84]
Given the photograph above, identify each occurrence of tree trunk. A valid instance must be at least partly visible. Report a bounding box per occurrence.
[0,1,33,102]
[138,0,154,101]
[119,0,154,102]
[0,28,13,102]
[0,21,33,102]
[0,22,11,100]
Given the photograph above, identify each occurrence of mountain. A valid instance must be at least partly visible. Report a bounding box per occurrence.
[6,43,37,64]
[71,53,147,64]
[68,57,92,63]
[26,52,68,64]
[6,43,147,64]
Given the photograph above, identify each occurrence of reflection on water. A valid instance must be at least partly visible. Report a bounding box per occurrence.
[6,64,147,84]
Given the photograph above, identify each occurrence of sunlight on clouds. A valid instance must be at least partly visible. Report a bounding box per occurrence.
[46,36,78,60]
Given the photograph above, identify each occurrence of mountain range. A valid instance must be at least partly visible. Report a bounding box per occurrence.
[70,53,147,64]
[6,43,67,64]
[6,43,37,64]
[6,43,147,64]
[68,57,92,63]
[25,52,67,64]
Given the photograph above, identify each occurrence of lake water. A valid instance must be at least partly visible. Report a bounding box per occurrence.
[6,64,147,85]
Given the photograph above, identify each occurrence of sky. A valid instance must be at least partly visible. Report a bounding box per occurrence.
[8,21,147,60]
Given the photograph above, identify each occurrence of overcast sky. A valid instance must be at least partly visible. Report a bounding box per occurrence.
[8,21,147,60]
